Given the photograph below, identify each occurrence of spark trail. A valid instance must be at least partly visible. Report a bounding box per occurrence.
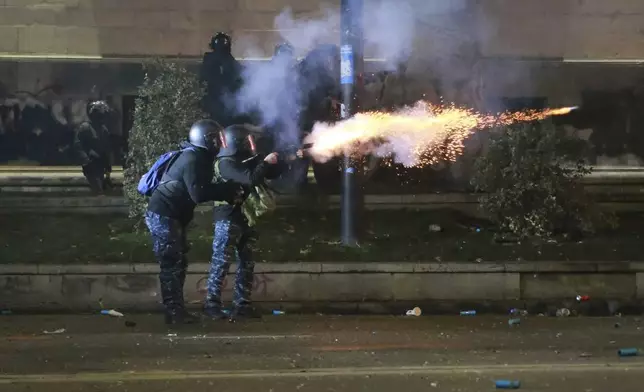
[305,101,577,167]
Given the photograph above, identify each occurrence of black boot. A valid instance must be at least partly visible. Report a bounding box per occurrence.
[203,306,228,321]
[165,307,200,325]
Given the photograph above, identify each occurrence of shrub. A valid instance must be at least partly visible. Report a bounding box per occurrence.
[471,121,610,239]
[123,60,206,223]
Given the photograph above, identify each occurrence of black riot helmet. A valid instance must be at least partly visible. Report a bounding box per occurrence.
[273,42,294,59]
[209,32,232,54]
[217,125,258,158]
[86,100,111,123]
[189,119,223,154]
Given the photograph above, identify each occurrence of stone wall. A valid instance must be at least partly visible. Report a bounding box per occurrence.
[6,0,641,108]
[477,0,644,59]
[1,0,331,58]
[2,0,644,168]
[3,0,643,59]
[1,262,643,313]
[0,0,472,60]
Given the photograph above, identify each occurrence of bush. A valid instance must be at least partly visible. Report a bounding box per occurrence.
[471,121,609,239]
[123,60,206,222]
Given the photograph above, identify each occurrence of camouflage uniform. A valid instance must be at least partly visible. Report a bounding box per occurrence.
[144,211,188,311]
[204,219,256,312]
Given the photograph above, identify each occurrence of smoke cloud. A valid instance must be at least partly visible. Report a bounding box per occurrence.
[232,0,470,150]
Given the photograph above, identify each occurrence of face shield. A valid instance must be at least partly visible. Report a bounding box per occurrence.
[203,129,227,155]
[246,134,257,155]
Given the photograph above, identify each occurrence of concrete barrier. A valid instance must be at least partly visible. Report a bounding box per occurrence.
[1,261,643,314]
[4,192,644,214]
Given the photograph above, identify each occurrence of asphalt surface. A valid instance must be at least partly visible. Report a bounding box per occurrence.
[1,314,643,391]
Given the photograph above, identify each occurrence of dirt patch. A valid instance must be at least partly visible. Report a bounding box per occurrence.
[1,209,642,264]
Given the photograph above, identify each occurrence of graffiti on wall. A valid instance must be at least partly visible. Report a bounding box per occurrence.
[0,276,34,296]
[195,273,274,298]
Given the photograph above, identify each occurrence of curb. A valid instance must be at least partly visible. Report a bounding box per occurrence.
[2,261,644,275]
[1,261,644,312]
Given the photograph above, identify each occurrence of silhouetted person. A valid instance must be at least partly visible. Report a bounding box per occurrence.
[200,32,245,127]
[297,44,342,133]
[74,101,113,194]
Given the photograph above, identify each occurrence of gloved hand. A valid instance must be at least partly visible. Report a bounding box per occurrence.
[264,152,279,164]
[220,182,244,204]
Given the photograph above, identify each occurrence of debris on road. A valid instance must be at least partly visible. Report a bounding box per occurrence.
[618,348,639,357]
[42,328,66,335]
[101,309,124,317]
[508,318,521,326]
[579,352,593,358]
[272,310,286,316]
[460,310,476,316]
[495,380,521,389]
[406,307,422,317]
[428,224,442,232]
[556,308,571,317]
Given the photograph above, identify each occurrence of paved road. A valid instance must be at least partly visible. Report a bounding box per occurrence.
[0,315,643,391]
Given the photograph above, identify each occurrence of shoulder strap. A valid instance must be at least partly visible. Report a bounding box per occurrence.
[157,149,188,187]
[214,157,235,181]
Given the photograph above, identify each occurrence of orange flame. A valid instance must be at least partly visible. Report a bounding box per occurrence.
[305,101,577,168]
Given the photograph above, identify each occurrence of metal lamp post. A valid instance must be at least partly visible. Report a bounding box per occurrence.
[339,0,364,246]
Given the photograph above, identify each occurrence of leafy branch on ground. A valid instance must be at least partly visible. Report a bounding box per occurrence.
[471,121,615,239]
[123,59,206,224]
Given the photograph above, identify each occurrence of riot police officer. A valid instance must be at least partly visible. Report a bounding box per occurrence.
[204,125,281,321]
[200,32,245,127]
[146,119,241,324]
[74,100,113,194]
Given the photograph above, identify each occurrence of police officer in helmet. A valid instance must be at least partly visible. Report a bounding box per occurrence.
[74,100,113,194]
[145,119,241,325]
[273,42,294,60]
[204,124,281,321]
[200,32,244,127]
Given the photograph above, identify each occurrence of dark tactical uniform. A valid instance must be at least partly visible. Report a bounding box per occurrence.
[200,32,247,127]
[204,125,281,320]
[74,101,113,194]
[266,42,299,146]
[145,119,239,324]
[297,44,342,133]
[144,211,189,311]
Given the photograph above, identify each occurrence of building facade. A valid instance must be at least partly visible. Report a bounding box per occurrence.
[1,0,643,166]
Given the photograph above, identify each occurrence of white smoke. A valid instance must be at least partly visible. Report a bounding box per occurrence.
[232,0,470,149]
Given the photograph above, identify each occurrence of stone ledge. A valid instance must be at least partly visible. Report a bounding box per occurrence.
[2,261,644,275]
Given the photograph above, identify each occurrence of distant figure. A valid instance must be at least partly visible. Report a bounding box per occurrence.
[273,42,295,62]
[74,101,113,194]
[297,44,342,133]
[200,32,245,127]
